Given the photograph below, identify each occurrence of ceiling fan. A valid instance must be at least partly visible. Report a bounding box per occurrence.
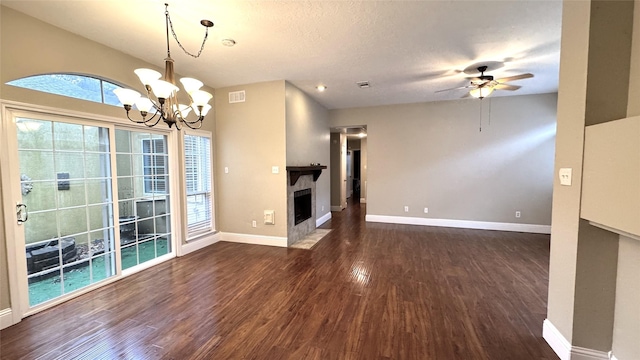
[436,66,534,99]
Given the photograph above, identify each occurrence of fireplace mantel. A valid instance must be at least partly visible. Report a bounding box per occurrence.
[286,165,327,186]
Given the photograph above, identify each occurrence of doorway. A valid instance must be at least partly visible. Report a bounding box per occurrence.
[329,126,367,210]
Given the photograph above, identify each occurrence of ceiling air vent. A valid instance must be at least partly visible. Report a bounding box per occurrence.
[229,90,246,103]
[356,81,370,89]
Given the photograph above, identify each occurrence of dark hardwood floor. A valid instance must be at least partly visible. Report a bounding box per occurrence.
[0,199,557,359]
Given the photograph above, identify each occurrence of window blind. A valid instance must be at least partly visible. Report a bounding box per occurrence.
[184,134,212,237]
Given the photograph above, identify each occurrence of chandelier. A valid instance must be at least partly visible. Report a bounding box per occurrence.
[114,3,214,130]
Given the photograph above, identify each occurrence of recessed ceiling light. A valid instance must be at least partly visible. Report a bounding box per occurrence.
[316,85,327,92]
[221,39,236,47]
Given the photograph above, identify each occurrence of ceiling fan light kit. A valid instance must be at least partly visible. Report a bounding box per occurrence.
[436,64,534,100]
[469,86,494,99]
[113,3,214,130]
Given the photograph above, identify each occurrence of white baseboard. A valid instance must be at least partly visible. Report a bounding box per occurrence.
[360,198,366,203]
[365,215,552,234]
[316,212,332,227]
[331,206,343,212]
[0,308,17,330]
[543,319,611,360]
[572,347,610,360]
[611,355,619,360]
[220,232,288,248]
[543,319,572,360]
[180,232,221,256]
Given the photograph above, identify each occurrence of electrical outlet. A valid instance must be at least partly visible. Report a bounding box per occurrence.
[404,206,409,212]
[424,207,429,214]
[252,220,257,228]
[321,205,325,211]
[272,166,279,174]
[559,168,572,186]
[515,211,521,218]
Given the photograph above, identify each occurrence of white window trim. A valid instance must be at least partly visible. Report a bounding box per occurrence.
[181,129,215,242]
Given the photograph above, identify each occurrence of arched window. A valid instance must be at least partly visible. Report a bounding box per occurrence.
[6,73,124,106]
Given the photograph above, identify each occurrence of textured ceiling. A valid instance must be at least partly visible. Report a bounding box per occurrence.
[3,0,563,110]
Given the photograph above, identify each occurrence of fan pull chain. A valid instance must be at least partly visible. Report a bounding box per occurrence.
[479,100,482,132]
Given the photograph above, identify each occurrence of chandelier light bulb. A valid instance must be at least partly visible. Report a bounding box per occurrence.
[134,68,162,86]
[113,88,142,106]
[190,90,213,107]
[134,97,154,113]
[180,78,204,93]
[199,104,212,116]
[150,80,179,99]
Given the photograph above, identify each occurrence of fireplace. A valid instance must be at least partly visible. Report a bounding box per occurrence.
[294,189,312,225]
[286,165,326,246]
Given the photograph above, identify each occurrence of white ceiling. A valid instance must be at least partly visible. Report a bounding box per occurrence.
[3,0,563,110]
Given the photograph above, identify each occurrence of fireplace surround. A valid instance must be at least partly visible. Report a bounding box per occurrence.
[286,165,326,246]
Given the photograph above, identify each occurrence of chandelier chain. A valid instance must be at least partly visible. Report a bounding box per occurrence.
[166,10,210,59]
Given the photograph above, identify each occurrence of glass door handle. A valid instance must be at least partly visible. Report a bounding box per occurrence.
[16,203,28,224]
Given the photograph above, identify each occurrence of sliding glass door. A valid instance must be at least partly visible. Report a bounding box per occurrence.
[7,109,176,311]
[16,118,116,307]
[115,130,171,271]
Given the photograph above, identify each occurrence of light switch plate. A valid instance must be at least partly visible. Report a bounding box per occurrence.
[272,166,279,174]
[264,210,275,225]
[559,168,572,186]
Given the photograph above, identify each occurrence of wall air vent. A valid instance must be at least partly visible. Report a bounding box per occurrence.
[356,81,370,89]
[229,90,246,103]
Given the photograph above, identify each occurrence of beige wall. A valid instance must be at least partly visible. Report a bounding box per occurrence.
[612,236,640,360]
[546,0,592,341]
[214,81,287,237]
[330,93,556,224]
[581,117,640,236]
[284,82,331,221]
[629,0,640,117]
[612,2,640,358]
[547,0,639,356]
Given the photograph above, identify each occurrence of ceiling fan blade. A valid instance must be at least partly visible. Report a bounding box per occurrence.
[435,85,472,93]
[496,73,534,83]
[494,84,521,91]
